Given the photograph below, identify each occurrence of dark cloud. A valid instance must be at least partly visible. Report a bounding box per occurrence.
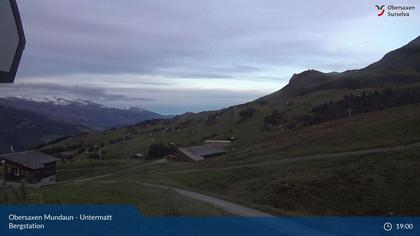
[16,0,390,79]
[0,83,154,102]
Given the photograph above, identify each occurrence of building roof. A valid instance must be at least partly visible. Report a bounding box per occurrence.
[204,140,232,144]
[178,148,205,161]
[178,144,226,161]
[0,150,59,170]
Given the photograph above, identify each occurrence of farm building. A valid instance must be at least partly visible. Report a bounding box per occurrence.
[167,144,227,162]
[0,150,59,187]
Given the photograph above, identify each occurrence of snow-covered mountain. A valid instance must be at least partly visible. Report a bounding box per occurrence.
[0,97,166,131]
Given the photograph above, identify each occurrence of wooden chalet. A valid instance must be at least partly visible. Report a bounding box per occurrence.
[0,150,59,187]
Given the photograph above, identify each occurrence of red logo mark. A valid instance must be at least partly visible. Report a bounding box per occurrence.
[376,5,385,16]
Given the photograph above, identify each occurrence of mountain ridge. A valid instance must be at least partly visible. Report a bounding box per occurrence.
[261,35,420,101]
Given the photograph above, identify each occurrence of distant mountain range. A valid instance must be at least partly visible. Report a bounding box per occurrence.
[0,97,165,130]
[0,97,165,153]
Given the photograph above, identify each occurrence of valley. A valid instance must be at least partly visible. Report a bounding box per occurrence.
[0,97,165,152]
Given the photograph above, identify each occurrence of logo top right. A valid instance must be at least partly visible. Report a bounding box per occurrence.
[376,5,385,16]
[375,4,416,17]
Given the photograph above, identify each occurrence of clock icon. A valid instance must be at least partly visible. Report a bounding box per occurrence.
[384,222,393,232]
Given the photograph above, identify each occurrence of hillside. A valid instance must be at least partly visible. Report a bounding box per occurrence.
[35,35,420,216]
[263,35,420,99]
[0,105,85,153]
[43,35,420,161]
[0,97,165,131]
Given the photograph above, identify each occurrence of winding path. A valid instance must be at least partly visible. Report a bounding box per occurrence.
[143,183,272,217]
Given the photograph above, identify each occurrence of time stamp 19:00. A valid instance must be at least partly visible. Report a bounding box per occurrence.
[383,222,414,232]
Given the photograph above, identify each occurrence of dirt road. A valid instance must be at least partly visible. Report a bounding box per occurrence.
[144,183,272,217]
[143,183,338,235]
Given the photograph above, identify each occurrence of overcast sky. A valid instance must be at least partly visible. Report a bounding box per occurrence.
[0,0,419,114]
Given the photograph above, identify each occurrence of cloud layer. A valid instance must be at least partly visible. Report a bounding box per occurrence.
[3,0,419,114]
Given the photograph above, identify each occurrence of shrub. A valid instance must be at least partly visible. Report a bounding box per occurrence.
[237,107,256,124]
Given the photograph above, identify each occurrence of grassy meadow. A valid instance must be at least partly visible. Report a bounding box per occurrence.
[2,86,420,216]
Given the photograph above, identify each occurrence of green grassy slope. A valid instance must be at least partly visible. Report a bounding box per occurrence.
[134,148,420,216]
[0,180,228,216]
